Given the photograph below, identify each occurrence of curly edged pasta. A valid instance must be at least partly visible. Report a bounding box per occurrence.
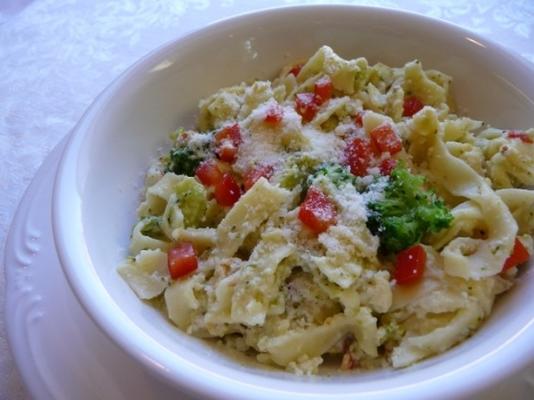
[118,46,533,375]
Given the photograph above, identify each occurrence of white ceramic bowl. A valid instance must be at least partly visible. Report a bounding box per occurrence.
[53,5,534,400]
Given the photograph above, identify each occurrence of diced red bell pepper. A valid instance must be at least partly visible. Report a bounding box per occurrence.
[379,158,397,176]
[298,187,337,234]
[502,238,530,271]
[507,130,533,144]
[295,93,319,123]
[195,160,223,187]
[354,111,364,127]
[403,96,424,117]
[344,137,372,177]
[216,145,238,163]
[215,123,242,163]
[289,64,303,77]
[369,124,402,155]
[394,244,426,285]
[168,242,198,280]
[214,173,241,207]
[314,76,333,105]
[264,104,284,125]
[243,165,274,191]
[215,123,241,146]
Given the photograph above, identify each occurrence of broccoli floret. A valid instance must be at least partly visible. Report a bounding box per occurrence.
[164,129,211,176]
[307,163,356,189]
[165,147,204,177]
[174,177,208,228]
[367,164,453,254]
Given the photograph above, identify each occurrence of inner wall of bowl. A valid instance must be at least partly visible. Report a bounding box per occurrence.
[77,5,534,391]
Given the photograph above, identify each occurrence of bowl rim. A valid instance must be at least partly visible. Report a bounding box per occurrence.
[52,4,534,399]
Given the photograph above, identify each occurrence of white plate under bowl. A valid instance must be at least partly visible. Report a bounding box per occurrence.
[4,140,194,400]
[51,5,534,400]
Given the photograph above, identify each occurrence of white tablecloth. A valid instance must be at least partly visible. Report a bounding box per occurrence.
[1,1,533,399]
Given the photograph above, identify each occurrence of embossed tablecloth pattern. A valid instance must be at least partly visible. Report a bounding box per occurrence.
[1,1,533,399]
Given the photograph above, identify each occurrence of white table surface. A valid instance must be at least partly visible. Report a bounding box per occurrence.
[1,1,533,399]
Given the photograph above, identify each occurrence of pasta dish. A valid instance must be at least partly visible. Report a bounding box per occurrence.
[118,46,534,374]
